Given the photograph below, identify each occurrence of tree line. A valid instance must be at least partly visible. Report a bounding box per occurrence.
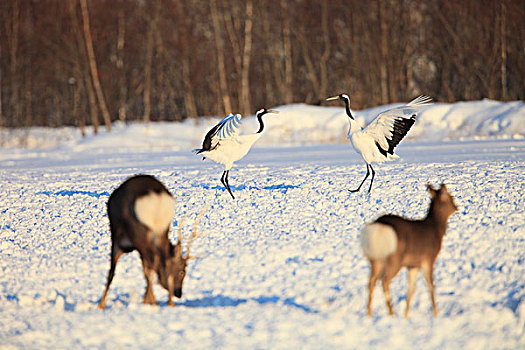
[0,0,523,133]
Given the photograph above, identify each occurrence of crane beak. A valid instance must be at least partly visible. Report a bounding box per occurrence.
[326,96,339,101]
[266,110,280,114]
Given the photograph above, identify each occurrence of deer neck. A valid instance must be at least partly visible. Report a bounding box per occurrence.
[425,204,450,237]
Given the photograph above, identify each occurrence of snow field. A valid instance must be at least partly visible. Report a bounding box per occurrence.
[1,139,524,349]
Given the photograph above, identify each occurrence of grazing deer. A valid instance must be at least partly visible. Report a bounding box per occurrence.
[99,175,204,310]
[360,183,457,317]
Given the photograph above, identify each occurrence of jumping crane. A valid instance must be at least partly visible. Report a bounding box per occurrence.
[195,108,279,199]
[326,94,432,193]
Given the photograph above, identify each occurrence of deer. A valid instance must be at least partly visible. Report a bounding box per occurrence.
[99,174,205,310]
[360,183,457,317]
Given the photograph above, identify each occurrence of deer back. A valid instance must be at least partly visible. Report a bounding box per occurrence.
[375,215,443,266]
[107,174,175,254]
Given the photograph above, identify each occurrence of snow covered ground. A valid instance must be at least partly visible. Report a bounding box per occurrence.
[0,101,524,349]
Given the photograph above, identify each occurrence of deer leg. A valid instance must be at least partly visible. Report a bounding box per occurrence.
[99,245,123,310]
[367,260,383,316]
[222,170,235,199]
[381,277,394,316]
[167,277,175,307]
[382,260,402,316]
[421,263,438,316]
[405,267,419,318]
[349,164,370,193]
[167,291,174,307]
[367,164,375,193]
[141,260,158,305]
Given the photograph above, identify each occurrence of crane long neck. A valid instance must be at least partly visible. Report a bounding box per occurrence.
[348,117,359,135]
[343,98,354,120]
[257,114,265,133]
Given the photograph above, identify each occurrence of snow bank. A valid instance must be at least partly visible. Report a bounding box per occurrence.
[0,99,523,151]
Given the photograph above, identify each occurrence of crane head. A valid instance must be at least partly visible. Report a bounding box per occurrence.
[256,108,280,117]
[326,93,354,119]
[326,93,350,103]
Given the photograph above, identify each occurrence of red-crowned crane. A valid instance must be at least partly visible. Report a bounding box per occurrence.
[326,94,432,193]
[195,108,279,199]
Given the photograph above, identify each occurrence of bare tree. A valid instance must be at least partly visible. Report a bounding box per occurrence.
[500,0,507,100]
[240,0,253,115]
[79,0,112,131]
[0,40,3,127]
[377,0,389,104]
[7,0,20,126]
[281,0,293,104]
[116,1,127,122]
[69,0,99,133]
[142,0,160,124]
[210,0,232,115]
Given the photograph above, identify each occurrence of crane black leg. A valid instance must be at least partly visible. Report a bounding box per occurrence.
[220,171,227,193]
[349,164,370,193]
[221,170,235,199]
[367,165,375,193]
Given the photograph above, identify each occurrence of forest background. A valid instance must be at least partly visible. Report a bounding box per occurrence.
[0,0,523,135]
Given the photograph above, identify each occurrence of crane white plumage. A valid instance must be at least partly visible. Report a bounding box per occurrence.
[195,108,279,199]
[326,93,432,193]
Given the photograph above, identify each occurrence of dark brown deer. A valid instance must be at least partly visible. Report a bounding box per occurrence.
[99,175,204,310]
[360,183,457,317]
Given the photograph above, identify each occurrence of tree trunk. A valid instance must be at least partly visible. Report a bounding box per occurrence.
[173,0,196,120]
[117,3,127,122]
[0,40,3,127]
[24,63,32,127]
[69,0,97,133]
[154,17,167,121]
[210,0,232,115]
[378,0,389,104]
[260,7,275,103]
[84,72,99,134]
[73,78,85,136]
[318,0,330,101]
[79,0,112,131]
[240,0,253,115]
[8,0,20,127]
[182,58,198,119]
[500,0,507,100]
[281,0,293,104]
[143,0,159,124]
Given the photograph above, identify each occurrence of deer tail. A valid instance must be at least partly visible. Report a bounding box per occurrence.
[360,223,398,260]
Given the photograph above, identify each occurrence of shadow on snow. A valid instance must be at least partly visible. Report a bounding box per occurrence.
[192,183,300,193]
[38,190,110,198]
[179,294,317,313]
[100,294,316,314]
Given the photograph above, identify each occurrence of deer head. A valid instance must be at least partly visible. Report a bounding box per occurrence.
[163,208,207,303]
[427,183,458,223]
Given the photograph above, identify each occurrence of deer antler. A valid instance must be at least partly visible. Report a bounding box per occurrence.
[177,215,187,243]
[185,205,209,260]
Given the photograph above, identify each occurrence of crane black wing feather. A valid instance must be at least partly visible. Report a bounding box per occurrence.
[386,114,416,154]
[196,122,223,154]
[196,113,241,154]
[365,97,429,156]
[373,115,416,155]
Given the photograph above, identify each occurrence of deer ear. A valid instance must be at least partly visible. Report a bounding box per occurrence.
[427,183,437,198]
[439,184,451,200]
